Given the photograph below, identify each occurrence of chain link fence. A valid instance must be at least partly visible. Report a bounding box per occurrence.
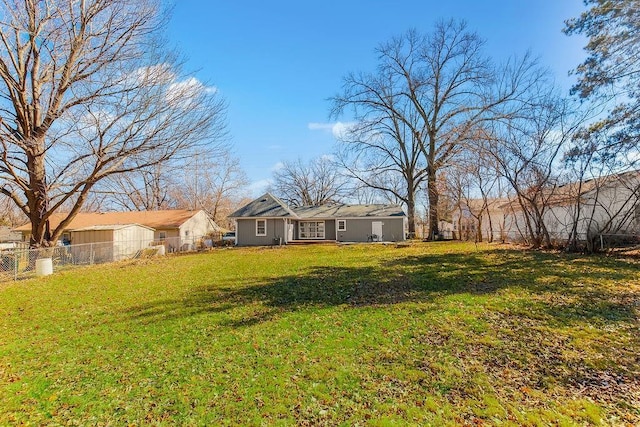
[0,234,229,282]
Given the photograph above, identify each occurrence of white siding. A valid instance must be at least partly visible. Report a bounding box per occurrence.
[178,211,218,247]
[113,225,155,260]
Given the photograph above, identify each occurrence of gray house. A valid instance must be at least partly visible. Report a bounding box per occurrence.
[229,193,406,246]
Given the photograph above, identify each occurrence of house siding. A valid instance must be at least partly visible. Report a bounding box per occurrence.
[236,218,286,246]
[179,211,218,240]
[336,218,405,242]
[325,220,336,240]
[236,217,405,245]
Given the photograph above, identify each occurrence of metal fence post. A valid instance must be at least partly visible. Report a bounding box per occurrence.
[14,248,17,281]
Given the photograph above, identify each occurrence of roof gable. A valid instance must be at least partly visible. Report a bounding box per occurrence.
[228,193,298,218]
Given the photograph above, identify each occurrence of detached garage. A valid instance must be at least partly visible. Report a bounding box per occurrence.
[69,224,155,261]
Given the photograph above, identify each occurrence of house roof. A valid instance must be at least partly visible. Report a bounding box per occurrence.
[228,193,298,218]
[14,210,206,232]
[458,197,511,214]
[293,203,405,218]
[495,170,640,211]
[70,223,155,232]
[229,193,406,219]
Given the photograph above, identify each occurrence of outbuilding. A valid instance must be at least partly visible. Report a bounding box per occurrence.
[68,223,155,261]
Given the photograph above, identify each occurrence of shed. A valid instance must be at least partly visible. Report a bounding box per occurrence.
[69,223,155,261]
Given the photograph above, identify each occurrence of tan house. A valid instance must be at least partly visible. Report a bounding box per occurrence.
[14,210,221,250]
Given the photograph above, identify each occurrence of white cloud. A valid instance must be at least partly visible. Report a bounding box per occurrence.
[129,65,217,96]
[271,161,284,171]
[247,179,272,197]
[308,121,357,140]
[168,77,215,97]
[165,77,217,109]
[131,63,176,86]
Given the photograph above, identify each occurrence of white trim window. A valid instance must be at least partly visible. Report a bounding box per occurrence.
[299,221,325,239]
[159,231,167,241]
[256,219,267,236]
[337,219,347,231]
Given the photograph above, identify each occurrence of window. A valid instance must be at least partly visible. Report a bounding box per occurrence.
[299,221,325,239]
[337,219,346,231]
[256,219,267,236]
[159,231,166,241]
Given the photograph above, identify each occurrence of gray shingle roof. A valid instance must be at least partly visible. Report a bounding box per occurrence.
[229,194,405,219]
[293,204,405,218]
[228,193,298,218]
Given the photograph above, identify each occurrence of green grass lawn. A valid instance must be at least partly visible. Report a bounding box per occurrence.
[1,242,638,426]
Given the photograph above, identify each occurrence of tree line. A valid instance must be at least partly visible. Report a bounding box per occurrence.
[0,0,637,251]
[271,1,639,251]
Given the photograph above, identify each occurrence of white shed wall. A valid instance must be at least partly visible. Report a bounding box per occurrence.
[113,225,154,260]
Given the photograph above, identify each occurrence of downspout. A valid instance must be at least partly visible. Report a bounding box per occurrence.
[234,219,238,246]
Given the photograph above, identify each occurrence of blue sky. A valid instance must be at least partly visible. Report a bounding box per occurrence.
[165,0,588,197]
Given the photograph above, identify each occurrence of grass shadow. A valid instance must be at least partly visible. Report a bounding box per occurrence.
[121,247,639,329]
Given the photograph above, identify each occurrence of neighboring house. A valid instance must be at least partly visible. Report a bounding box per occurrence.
[0,226,23,251]
[0,226,21,243]
[529,171,640,242]
[452,171,640,244]
[452,198,510,242]
[229,193,406,246]
[14,210,221,250]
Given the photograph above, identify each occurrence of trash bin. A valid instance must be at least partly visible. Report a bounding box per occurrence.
[35,258,53,276]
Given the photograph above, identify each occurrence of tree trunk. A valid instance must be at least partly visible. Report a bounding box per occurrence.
[27,144,50,247]
[486,207,494,243]
[406,192,416,239]
[427,171,439,240]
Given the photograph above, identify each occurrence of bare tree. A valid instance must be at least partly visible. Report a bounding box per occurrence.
[96,161,178,211]
[270,156,347,206]
[445,146,502,242]
[331,21,543,240]
[484,91,576,248]
[333,110,427,238]
[173,149,249,223]
[0,0,227,246]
